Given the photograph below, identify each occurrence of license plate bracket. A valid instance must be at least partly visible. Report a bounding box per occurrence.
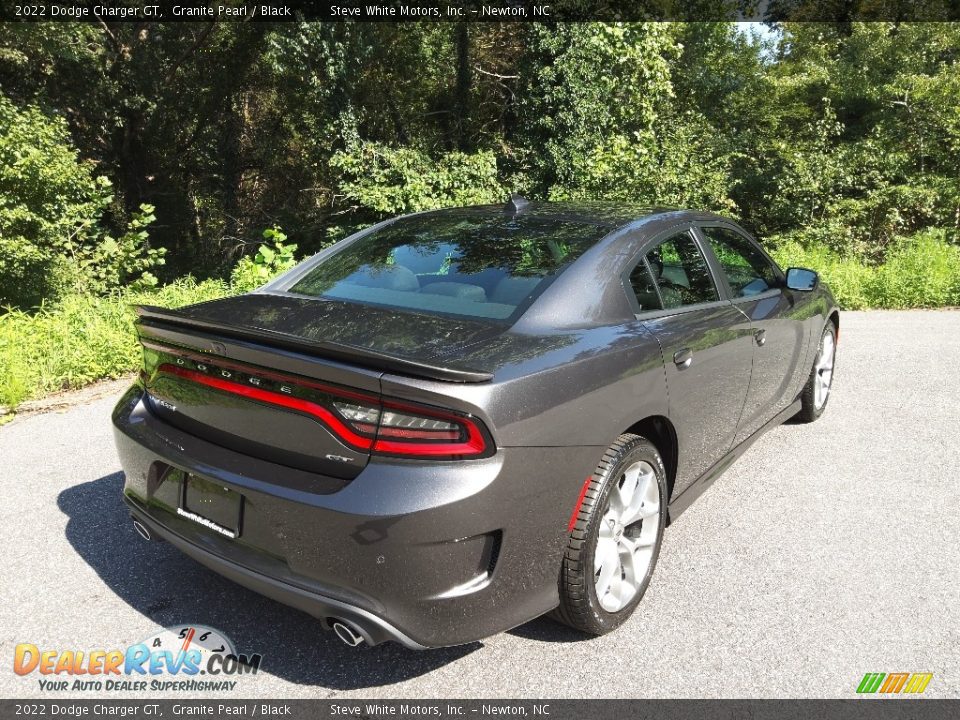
[179,475,242,539]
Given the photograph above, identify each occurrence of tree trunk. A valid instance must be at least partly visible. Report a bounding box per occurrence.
[455,24,472,152]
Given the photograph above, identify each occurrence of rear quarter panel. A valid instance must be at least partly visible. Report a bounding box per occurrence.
[378,322,669,555]
[379,322,668,449]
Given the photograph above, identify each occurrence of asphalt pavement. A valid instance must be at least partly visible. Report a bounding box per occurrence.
[1,310,958,699]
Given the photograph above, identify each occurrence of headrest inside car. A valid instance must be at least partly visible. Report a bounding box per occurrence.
[490,276,540,305]
[349,265,420,292]
[420,281,487,303]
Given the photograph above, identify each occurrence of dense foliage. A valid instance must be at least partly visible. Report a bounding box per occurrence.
[1,21,959,408]
[0,95,163,307]
[2,21,958,299]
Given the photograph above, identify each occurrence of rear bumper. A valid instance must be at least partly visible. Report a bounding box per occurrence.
[112,385,602,648]
[125,498,427,649]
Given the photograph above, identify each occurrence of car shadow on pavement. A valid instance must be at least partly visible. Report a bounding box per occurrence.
[57,472,479,690]
[506,618,594,644]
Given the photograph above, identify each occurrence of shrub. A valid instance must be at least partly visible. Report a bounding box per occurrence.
[229,227,299,292]
[0,94,102,307]
[0,95,165,308]
[69,200,166,296]
[330,142,503,215]
[868,230,960,308]
[771,229,960,310]
[0,278,230,409]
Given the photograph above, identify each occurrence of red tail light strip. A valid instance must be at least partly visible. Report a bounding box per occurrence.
[157,364,374,450]
[143,340,378,404]
[153,362,489,458]
[373,424,486,456]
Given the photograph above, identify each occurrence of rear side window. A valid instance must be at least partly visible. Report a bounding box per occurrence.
[628,261,663,312]
[700,226,780,297]
[635,231,719,310]
[287,214,610,321]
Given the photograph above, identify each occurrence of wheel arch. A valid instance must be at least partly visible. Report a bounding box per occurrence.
[623,415,678,514]
[828,309,840,336]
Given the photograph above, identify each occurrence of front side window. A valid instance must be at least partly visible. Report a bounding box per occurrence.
[636,231,719,310]
[287,213,610,321]
[700,226,780,297]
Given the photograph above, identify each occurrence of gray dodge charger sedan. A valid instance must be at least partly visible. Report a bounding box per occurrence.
[113,198,839,648]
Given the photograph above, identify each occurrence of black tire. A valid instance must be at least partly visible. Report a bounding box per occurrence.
[552,433,667,635]
[796,321,837,423]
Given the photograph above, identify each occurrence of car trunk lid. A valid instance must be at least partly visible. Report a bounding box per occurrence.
[135,294,498,478]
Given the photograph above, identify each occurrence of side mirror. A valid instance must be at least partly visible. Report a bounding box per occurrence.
[785,267,818,292]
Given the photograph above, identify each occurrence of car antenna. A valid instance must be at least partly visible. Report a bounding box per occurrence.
[505,194,530,215]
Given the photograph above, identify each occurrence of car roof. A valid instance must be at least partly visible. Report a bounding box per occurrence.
[446,201,739,332]
[394,201,747,332]
[419,201,697,230]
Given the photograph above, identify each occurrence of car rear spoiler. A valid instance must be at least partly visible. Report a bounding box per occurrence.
[134,305,494,384]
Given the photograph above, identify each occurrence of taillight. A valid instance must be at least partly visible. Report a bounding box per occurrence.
[146,343,492,460]
[332,401,381,435]
[371,400,488,457]
[335,401,459,440]
[330,396,488,456]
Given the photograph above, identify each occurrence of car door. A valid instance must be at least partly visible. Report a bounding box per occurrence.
[695,223,810,444]
[626,227,755,497]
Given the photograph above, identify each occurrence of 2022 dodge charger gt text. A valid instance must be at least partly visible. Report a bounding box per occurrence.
[113,199,838,649]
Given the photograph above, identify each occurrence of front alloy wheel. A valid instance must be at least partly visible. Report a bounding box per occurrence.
[813,330,835,410]
[798,322,837,422]
[553,433,667,635]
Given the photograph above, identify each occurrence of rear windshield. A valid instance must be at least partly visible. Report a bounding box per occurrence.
[287,213,610,320]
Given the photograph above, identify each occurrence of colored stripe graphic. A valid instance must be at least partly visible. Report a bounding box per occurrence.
[857,672,932,694]
[903,673,933,694]
[857,673,885,693]
[880,673,909,693]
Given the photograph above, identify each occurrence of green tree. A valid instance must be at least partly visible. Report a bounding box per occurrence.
[744,23,960,256]
[0,94,102,307]
[514,23,735,210]
[0,94,164,308]
[0,22,269,277]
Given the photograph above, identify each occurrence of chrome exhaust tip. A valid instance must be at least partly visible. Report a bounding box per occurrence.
[132,519,152,541]
[331,621,365,647]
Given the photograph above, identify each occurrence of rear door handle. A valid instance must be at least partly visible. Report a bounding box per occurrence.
[755,329,766,346]
[673,348,693,368]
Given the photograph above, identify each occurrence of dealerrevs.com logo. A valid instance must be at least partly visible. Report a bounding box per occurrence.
[14,625,263,692]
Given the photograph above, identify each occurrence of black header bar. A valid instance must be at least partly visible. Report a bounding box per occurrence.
[4,0,959,23]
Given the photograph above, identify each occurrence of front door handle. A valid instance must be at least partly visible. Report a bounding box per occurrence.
[673,348,693,369]
[755,329,767,346]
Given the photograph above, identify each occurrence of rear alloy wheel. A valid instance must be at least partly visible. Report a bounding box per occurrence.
[553,433,667,635]
[797,322,837,423]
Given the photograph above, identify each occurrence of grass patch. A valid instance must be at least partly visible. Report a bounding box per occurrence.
[772,229,960,310]
[0,277,231,409]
